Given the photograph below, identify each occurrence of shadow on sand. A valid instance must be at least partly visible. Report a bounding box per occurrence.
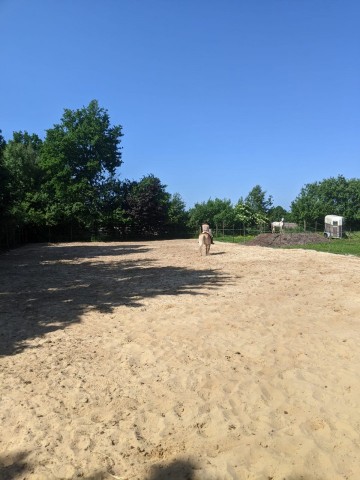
[0,242,231,356]
[0,450,325,480]
[145,459,322,480]
[146,459,200,480]
[0,450,111,480]
[0,452,28,480]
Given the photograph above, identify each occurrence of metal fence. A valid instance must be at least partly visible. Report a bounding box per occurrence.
[208,224,324,240]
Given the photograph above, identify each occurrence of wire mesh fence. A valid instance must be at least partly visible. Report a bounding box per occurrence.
[208,225,360,256]
[2,222,360,257]
[207,224,324,241]
[208,222,357,239]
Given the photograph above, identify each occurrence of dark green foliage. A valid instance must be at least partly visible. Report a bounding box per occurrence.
[0,131,10,219]
[188,198,235,233]
[39,100,123,233]
[291,175,360,229]
[268,205,288,222]
[234,185,275,229]
[245,185,273,215]
[2,101,359,249]
[3,131,43,225]
[2,108,190,245]
[167,193,189,236]
[126,175,170,237]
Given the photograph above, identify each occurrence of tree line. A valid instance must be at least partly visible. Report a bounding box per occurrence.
[1,100,359,249]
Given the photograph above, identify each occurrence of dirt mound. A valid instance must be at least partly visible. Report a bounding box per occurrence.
[245,232,329,248]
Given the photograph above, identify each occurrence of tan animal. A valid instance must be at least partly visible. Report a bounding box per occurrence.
[198,232,211,255]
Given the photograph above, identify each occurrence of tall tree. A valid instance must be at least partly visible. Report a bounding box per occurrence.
[213,199,236,235]
[126,175,170,236]
[0,131,9,220]
[167,193,189,236]
[234,198,260,227]
[291,175,360,229]
[245,185,273,215]
[40,100,123,232]
[268,205,288,223]
[188,198,234,232]
[3,131,43,226]
[234,187,271,229]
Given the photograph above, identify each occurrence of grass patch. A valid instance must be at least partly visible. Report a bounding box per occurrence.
[284,232,360,256]
[214,231,360,257]
[215,235,256,244]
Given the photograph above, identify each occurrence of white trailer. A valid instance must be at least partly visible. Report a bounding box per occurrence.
[324,215,344,238]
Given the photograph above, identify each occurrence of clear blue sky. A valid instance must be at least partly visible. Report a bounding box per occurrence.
[1,0,359,210]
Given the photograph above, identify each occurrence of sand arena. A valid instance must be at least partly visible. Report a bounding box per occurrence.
[1,240,360,480]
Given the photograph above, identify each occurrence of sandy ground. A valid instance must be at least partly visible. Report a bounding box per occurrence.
[1,240,360,480]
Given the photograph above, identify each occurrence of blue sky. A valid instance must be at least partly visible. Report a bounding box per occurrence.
[1,0,359,210]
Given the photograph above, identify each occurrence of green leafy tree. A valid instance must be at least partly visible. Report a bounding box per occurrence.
[0,131,9,219]
[291,175,360,229]
[346,179,360,226]
[95,177,130,237]
[245,185,273,215]
[234,198,257,226]
[3,131,43,226]
[234,186,271,230]
[188,198,234,233]
[213,200,236,235]
[232,186,273,231]
[188,202,211,231]
[167,193,189,236]
[126,175,170,236]
[268,205,288,223]
[40,100,123,233]
[290,182,320,229]
[0,131,5,155]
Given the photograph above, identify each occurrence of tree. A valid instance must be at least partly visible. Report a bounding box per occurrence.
[0,131,9,219]
[126,175,170,236]
[3,131,43,226]
[268,205,288,223]
[347,179,360,227]
[234,199,257,227]
[245,185,273,215]
[167,193,189,236]
[213,199,236,235]
[188,198,234,233]
[94,177,129,237]
[291,175,360,229]
[234,185,272,230]
[40,100,123,232]
[188,201,212,231]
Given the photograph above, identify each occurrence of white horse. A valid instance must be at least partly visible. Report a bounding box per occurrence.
[271,218,284,233]
[198,232,211,255]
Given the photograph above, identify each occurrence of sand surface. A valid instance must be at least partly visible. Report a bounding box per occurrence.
[1,240,360,480]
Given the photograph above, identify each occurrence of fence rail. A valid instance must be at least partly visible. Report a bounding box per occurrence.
[209,224,329,240]
[2,222,358,252]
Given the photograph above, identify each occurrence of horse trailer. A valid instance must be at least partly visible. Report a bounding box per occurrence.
[324,215,344,238]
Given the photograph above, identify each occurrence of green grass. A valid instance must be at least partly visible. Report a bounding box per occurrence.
[214,231,360,257]
[215,234,256,244]
[284,232,360,257]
